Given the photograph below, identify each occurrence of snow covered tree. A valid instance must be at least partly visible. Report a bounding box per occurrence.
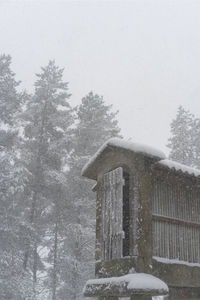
[192,117,200,169]
[0,54,33,299]
[58,91,121,300]
[0,54,21,125]
[167,106,195,166]
[21,60,74,298]
[74,91,121,157]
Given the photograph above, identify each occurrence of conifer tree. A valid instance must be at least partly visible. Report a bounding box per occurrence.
[57,91,121,300]
[192,117,200,169]
[0,54,20,125]
[167,106,195,166]
[0,54,33,299]
[21,60,74,298]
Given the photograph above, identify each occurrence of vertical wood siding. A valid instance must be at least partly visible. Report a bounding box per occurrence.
[152,179,200,263]
[101,167,124,261]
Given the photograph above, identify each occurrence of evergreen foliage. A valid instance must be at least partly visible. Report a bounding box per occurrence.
[0,55,122,300]
[167,105,200,169]
[58,91,121,300]
[20,60,74,298]
[167,106,195,166]
[192,118,200,169]
[0,54,20,125]
[4,54,200,300]
[0,54,33,299]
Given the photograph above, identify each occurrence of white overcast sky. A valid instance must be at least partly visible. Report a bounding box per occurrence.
[1,0,200,154]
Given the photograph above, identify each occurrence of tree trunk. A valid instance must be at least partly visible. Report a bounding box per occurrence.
[33,242,38,298]
[23,99,47,270]
[23,190,38,270]
[52,221,58,300]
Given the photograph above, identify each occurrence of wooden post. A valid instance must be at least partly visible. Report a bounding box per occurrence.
[133,155,153,273]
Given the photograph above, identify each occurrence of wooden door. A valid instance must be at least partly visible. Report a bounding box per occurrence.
[101,167,124,260]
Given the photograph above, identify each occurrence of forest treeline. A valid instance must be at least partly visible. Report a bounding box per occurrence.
[0,55,121,300]
[0,54,199,300]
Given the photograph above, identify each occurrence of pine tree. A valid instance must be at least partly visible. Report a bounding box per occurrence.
[0,54,20,125]
[74,91,121,157]
[167,106,195,166]
[21,60,74,298]
[192,117,200,169]
[0,54,33,299]
[58,91,121,300]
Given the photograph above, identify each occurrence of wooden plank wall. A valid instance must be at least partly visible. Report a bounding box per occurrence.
[101,167,124,261]
[152,179,200,263]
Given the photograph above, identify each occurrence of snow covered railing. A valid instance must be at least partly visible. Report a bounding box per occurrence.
[83,273,169,298]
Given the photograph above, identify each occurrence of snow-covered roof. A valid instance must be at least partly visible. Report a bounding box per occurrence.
[82,138,166,179]
[83,273,169,297]
[82,137,200,180]
[158,159,200,178]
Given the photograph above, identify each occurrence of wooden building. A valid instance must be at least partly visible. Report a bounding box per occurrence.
[82,138,200,300]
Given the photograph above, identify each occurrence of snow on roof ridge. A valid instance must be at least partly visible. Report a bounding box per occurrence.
[82,138,166,176]
[159,159,200,177]
[107,138,166,158]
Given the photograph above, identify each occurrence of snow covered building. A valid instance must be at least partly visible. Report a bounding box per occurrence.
[82,138,200,300]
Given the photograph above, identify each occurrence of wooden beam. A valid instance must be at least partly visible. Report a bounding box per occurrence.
[152,214,200,229]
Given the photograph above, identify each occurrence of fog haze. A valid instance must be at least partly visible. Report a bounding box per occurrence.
[1,0,200,153]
